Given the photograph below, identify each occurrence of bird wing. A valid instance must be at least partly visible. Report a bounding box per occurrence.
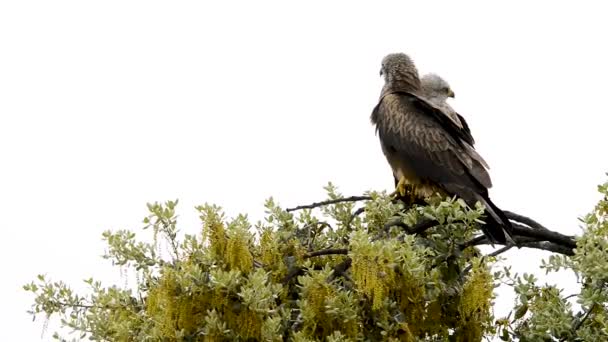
[424,94,492,173]
[456,113,473,141]
[453,111,491,171]
[372,91,491,190]
[371,91,511,243]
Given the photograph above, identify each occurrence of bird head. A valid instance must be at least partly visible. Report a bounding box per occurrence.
[421,73,455,100]
[379,53,420,86]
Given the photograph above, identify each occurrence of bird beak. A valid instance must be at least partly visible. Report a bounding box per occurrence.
[448,89,455,98]
[379,68,384,77]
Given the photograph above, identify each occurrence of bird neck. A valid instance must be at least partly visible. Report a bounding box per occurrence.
[381,80,420,97]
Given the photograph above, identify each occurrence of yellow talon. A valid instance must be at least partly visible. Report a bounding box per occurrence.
[391,177,414,202]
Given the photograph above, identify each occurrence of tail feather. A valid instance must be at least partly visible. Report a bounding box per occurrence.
[475,194,514,245]
[444,183,514,244]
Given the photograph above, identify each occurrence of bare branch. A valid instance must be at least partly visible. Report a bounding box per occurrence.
[460,235,487,250]
[286,196,373,212]
[461,235,575,256]
[53,300,96,309]
[510,222,576,249]
[518,241,575,256]
[461,246,513,275]
[305,248,348,258]
[384,218,446,235]
[487,245,514,258]
[504,210,550,231]
[576,302,597,330]
[346,207,366,228]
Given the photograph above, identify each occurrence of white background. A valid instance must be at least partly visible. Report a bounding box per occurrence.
[1,1,607,340]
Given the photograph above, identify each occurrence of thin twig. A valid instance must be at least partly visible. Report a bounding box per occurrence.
[576,302,597,330]
[561,302,598,341]
[462,245,514,275]
[459,235,487,250]
[346,207,366,228]
[306,221,332,249]
[286,196,372,212]
[488,245,514,258]
[53,300,96,309]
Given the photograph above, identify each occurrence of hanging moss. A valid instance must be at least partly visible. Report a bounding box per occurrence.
[146,267,181,339]
[225,229,254,273]
[350,231,397,311]
[393,272,426,336]
[453,259,494,342]
[200,204,228,265]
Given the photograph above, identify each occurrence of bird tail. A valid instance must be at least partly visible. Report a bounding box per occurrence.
[475,194,514,245]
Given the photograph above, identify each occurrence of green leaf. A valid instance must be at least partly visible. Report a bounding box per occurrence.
[514,304,528,321]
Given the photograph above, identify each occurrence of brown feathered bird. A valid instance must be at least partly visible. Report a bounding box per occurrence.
[370,53,513,244]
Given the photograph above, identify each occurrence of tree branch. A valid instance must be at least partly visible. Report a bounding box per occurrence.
[461,234,575,256]
[462,245,513,275]
[346,207,366,228]
[329,258,353,281]
[459,235,487,250]
[487,245,514,258]
[504,210,550,231]
[288,195,578,256]
[510,222,576,249]
[384,218,444,235]
[286,196,372,212]
[518,241,575,256]
[383,215,577,255]
[305,248,348,258]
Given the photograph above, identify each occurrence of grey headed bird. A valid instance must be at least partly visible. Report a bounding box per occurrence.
[420,73,490,169]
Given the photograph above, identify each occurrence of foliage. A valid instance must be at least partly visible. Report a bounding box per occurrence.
[493,177,608,341]
[24,178,608,341]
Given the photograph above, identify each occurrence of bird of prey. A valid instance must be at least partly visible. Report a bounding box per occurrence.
[420,73,490,169]
[421,73,463,130]
[370,53,513,244]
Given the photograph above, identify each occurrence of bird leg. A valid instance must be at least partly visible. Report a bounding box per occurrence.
[391,176,415,203]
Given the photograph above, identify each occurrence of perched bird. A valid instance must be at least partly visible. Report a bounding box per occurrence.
[370,53,513,244]
[420,73,490,169]
[420,73,463,130]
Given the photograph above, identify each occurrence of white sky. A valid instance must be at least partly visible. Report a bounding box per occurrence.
[1,1,607,340]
